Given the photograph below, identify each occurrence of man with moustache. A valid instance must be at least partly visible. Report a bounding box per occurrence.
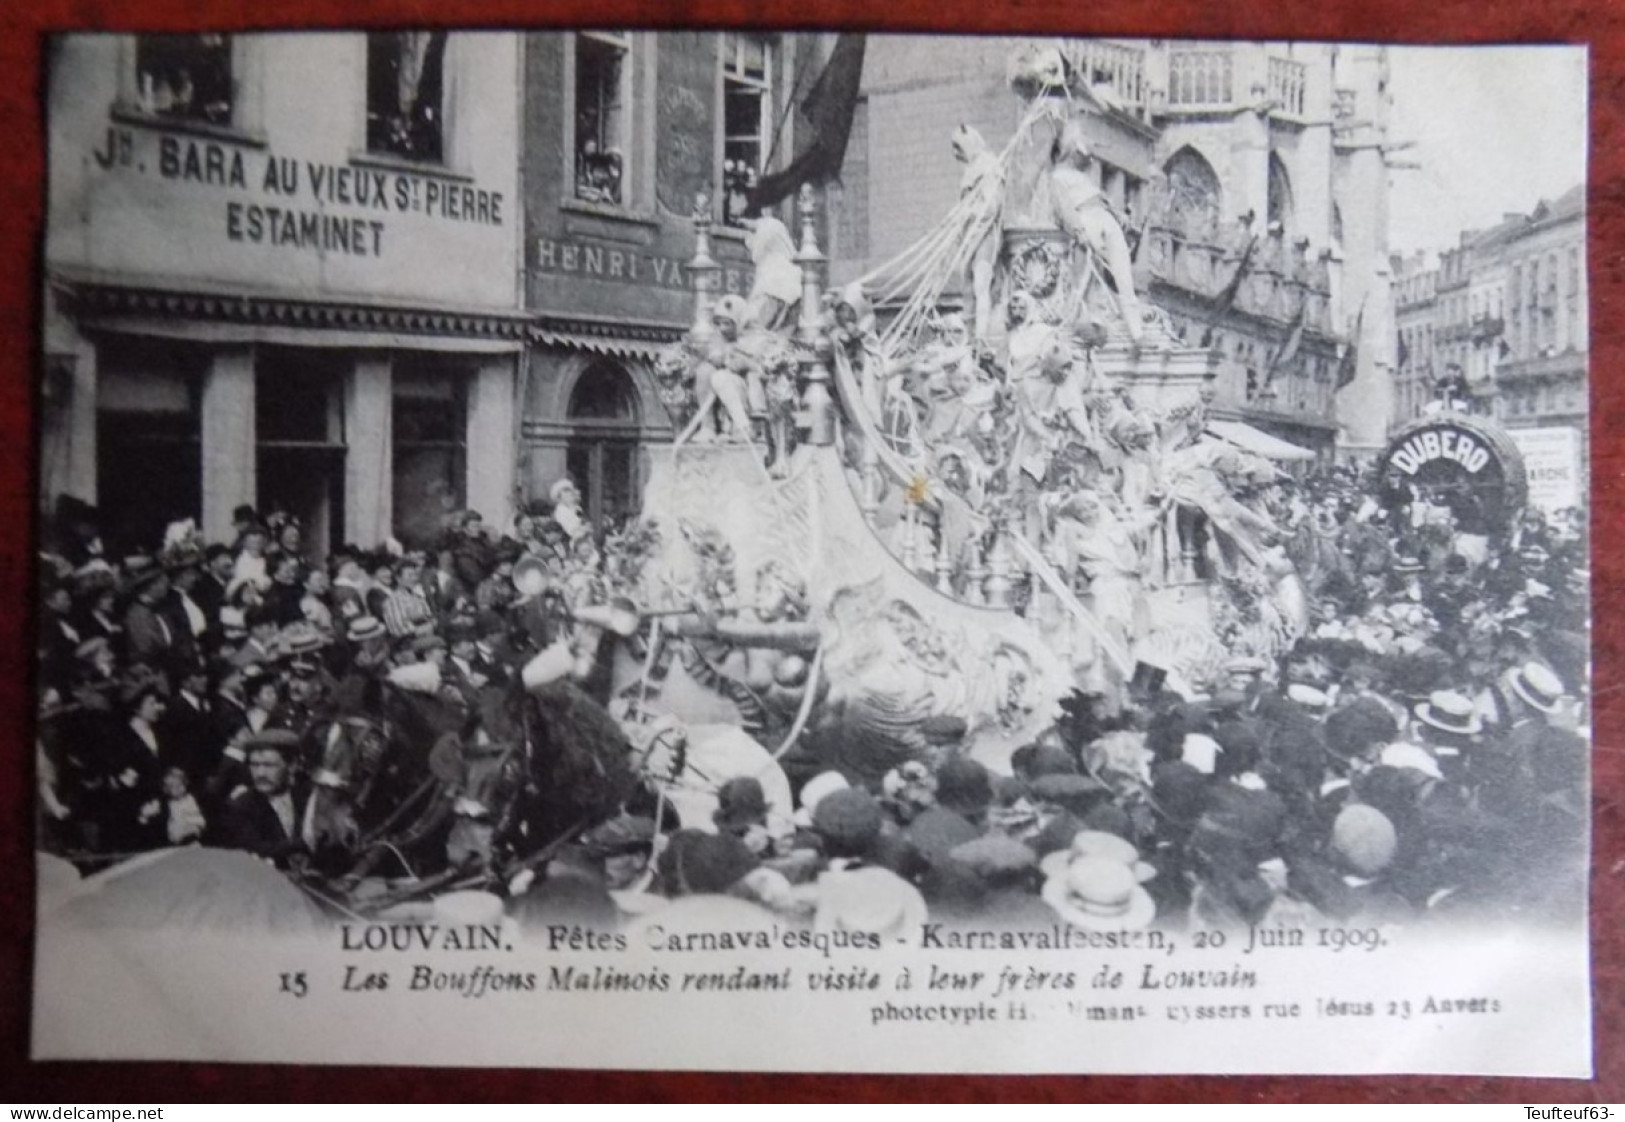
[215,729,311,868]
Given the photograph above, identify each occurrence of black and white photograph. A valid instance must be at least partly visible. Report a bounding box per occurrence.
[30,30,1592,1074]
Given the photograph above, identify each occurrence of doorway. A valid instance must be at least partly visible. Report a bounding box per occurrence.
[565,359,643,531]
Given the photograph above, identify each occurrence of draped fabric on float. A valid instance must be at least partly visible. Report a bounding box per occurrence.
[746,34,867,212]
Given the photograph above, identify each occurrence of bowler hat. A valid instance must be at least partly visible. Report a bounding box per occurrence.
[658,829,758,896]
[713,777,770,833]
[933,755,993,817]
[812,787,884,857]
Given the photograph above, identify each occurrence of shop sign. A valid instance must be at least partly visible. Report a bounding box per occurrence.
[91,125,507,262]
[1386,424,1492,476]
[534,236,753,296]
[1507,425,1583,512]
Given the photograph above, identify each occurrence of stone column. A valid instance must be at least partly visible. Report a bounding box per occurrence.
[200,345,256,543]
[465,355,517,530]
[345,354,392,547]
[795,184,836,447]
[59,335,99,506]
[689,192,723,340]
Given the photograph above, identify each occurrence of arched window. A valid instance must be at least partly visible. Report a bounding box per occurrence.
[565,360,642,531]
[1163,146,1222,237]
[1266,152,1294,232]
[569,360,639,421]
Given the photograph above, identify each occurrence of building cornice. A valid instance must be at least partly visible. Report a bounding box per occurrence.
[50,270,532,341]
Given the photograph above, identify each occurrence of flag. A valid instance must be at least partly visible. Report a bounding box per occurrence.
[1336,298,1367,390]
[1397,330,1410,370]
[1268,303,1307,378]
[746,34,867,212]
[1199,235,1257,347]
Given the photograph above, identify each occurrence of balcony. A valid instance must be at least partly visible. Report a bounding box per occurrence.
[1065,40,1147,117]
[1137,222,1333,333]
[1498,347,1587,382]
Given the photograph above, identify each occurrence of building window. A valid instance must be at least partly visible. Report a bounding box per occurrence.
[574,31,632,206]
[722,33,774,226]
[1168,48,1234,107]
[134,34,234,125]
[96,338,205,554]
[1266,153,1293,233]
[256,348,348,558]
[1163,146,1222,239]
[366,32,448,163]
[393,357,469,550]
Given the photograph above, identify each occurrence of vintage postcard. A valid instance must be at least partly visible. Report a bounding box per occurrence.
[31,31,1590,1074]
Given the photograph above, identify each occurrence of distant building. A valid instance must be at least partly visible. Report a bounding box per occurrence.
[42,32,526,553]
[1389,187,1586,450]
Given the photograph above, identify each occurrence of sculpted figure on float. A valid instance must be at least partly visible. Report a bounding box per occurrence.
[815,582,973,786]
[1050,119,1144,342]
[1045,489,1153,683]
[654,335,703,429]
[1162,443,1283,574]
[1011,333,1094,536]
[952,124,1005,340]
[1002,45,1069,228]
[741,215,803,334]
[682,295,758,444]
[754,334,801,477]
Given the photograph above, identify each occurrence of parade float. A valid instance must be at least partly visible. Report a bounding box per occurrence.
[614,45,1311,782]
[1377,411,1529,541]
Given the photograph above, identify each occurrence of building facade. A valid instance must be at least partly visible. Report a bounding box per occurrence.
[1391,250,1438,423]
[826,37,1395,460]
[1494,187,1587,441]
[1387,187,1586,448]
[42,32,526,554]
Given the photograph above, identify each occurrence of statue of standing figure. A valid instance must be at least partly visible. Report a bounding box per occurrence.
[1049,119,1143,341]
[678,295,759,444]
[952,124,1005,341]
[742,215,803,334]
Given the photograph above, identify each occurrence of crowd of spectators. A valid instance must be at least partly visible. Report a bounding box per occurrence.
[34,463,1591,936]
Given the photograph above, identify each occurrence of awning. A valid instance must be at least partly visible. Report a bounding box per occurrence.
[531,328,675,363]
[1206,419,1317,461]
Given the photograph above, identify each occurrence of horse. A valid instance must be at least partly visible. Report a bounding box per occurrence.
[301,665,644,896]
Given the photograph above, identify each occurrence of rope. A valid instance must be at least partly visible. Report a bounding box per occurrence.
[769,644,824,763]
[853,97,1064,356]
